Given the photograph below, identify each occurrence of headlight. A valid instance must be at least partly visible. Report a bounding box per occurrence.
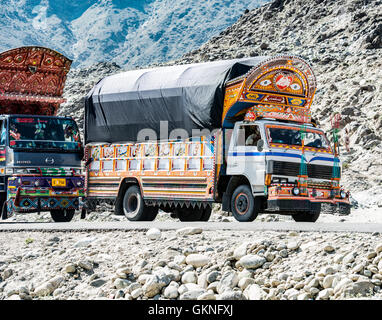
[292,187,300,196]
[14,168,29,174]
[34,180,40,187]
[340,190,347,199]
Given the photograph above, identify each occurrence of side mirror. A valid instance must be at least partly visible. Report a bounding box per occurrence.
[257,139,264,152]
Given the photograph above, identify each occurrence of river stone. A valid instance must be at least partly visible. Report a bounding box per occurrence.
[244,284,264,300]
[217,290,246,300]
[217,271,239,294]
[343,281,374,297]
[318,288,333,300]
[197,291,216,300]
[233,242,249,260]
[176,227,203,236]
[34,282,55,297]
[73,237,98,248]
[179,289,206,300]
[185,254,209,267]
[322,275,336,289]
[238,277,256,290]
[114,278,131,289]
[287,241,300,250]
[64,263,76,273]
[3,269,13,280]
[378,260,382,271]
[375,243,382,254]
[181,271,197,284]
[178,283,201,295]
[324,245,335,253]
[89,279,106,287]
[333,278,353,294]
[146,228,161,240]
[142,275,166,298]
[238,254,266,269]
[78,260,93,271]
[163,285,179,299]
[131,288,143,299]
[173,255,186,265]
[343,252,356,264]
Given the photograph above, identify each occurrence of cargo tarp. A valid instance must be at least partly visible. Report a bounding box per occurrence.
[84,57,269,144]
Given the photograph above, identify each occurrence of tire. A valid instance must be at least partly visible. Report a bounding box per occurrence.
[0,193,7,220]
[50,209,75,222]
[122,185,157,221]
[200,206,212,221]
[175,207,202,221]
[338,203,351,215]
[292,210,320,222]
[231,185,259,222]
[1,201,8,220]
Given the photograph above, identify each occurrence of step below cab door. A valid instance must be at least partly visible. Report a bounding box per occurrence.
[227,122,266,194]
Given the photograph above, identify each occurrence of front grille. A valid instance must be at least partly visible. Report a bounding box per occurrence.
[268,160,338,180]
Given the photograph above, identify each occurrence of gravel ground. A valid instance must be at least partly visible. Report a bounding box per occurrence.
[0,227,381,300]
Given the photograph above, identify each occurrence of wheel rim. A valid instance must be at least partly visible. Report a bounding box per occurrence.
[124,192,140,218]
[235,193,249,215]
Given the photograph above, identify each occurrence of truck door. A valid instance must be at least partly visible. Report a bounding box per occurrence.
[227,123,266,194]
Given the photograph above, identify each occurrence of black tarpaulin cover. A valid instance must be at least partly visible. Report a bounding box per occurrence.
[84,57,269,144]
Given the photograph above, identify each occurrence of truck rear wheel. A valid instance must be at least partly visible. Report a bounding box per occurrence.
[292,210,320,222]
[50,209,75,222]
[0,193,7,220]
[122,185,158,221]
[200,206,212,221]
[231,185,259,222]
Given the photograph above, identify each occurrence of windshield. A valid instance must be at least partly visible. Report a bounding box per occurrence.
[266,125,330,150]
[9,117,81,151]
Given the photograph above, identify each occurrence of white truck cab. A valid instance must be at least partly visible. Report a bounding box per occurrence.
[224,119,347,222]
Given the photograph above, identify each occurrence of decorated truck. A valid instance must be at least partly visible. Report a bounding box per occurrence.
[83,56,350,222]
[0,47,84,222]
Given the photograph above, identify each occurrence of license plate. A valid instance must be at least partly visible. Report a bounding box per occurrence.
[52,178,66,187]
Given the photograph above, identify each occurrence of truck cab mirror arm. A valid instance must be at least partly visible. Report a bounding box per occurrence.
[85,157,93,167]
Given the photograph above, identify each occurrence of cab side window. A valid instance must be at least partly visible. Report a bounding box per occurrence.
[236,125,261,147]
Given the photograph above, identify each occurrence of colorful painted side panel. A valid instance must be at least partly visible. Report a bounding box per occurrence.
[86,137,216,202]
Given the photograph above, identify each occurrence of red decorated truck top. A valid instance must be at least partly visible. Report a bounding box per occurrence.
[0,46,72,116]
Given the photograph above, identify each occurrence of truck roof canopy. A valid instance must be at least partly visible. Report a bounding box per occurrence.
[85,57,269,144]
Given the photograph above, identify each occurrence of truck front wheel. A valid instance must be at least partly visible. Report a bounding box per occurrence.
[292,210,320,222]
[50,209,75,222]
[122,185,158,221]
[231,185,259,222]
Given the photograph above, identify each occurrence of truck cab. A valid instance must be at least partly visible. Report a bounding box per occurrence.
[0,114,84,221]
[223,119,349,221]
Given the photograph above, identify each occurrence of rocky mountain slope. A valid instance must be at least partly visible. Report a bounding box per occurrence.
[0,0,267,67]
[60,0,382,206]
